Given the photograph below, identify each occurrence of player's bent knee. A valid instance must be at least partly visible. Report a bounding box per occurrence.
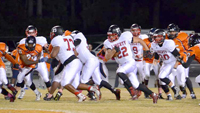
[160,78,171,85]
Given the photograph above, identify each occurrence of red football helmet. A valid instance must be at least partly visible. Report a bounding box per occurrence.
[107,25,121,42]
[153,29,166,45]
[130,23,141,37]
[25,25,38,37]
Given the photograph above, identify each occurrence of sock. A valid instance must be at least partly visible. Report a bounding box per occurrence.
[117,73,132,88]
[171,86,177,95]
[34,89,39,95]
[186,77,194,94]
[30,83,36,90]
[136,84,153,95]
[74,92,80,96]
[179,86,186,94]
[161,85,169,93]
[100,80,115,93]
[124,83,132,95]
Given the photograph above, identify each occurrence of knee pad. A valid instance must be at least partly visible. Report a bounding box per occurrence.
[161,85,169,93]
[160,78,171,85]
[16,81,25,87]
[117,73,128,81]
[45,81,51,88]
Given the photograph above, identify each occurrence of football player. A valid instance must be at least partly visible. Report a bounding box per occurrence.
[15,36,42,101]
[143,28,164,99]
[44,26,101,102]
[96,47,109,82]
[103,24,158,103]
[0,42,18,102]
[70,30,121,100]
[167,23,196,99]
[10,42,20,87]
[150,29,182,100]
[130,23,148,98]
[182,34,200,90]
[17,25,51,99]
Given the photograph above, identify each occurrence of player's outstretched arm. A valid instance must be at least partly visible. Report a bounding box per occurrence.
[132,37,149,50]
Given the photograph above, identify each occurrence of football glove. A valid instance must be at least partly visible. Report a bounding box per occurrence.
[143,50,153,58]
[114,46,120,53]
[13,64,19,69]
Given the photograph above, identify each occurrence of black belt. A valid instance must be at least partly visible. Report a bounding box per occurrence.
[63,55,77,66]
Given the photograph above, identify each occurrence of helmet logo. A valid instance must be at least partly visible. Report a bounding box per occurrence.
[28,40,34,44]
[52,28,57,32]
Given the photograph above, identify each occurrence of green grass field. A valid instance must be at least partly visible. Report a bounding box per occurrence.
[0,88,200,113]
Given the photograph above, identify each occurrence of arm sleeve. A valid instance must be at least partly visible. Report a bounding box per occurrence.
[74,39,81,46]
[154,52,159,60]
[181,54,195,68]
[171,48,180,57]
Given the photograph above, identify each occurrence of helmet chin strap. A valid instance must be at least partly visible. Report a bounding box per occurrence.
[158,42,163,47]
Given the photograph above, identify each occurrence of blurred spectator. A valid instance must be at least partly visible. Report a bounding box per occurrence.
[88,44,96,56]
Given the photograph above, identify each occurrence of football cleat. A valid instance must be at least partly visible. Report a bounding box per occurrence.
[191,93,196,99]
[7,93,15,102]
[175,95,182,100]
[77,93,87,102]
[7,84,18,96]
[18,90,25,99]
[89,85,101,100]
[182,94,187,98]
[150,93,158,104]
[36,92,42,101]
[136,90,142,99]
[114,89,121,100]
[87,91,97,101]
[174,87,180,98]
[4,96,10,100]
[44,93,54,101]
[158,93,164,99]
[54,92,63,101]
[132,95,138,100]
[166,95,173,101]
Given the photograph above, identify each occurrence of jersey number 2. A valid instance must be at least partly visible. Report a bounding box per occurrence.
[118,47,128,58]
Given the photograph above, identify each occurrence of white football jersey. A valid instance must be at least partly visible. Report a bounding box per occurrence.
[104,31,134,65]
[131,34,148,60]
[73,32,96,63]
[150,39,177,64]
[19,36,47,47]
[51,35,75,64]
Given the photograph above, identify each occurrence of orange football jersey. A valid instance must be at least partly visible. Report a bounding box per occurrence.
[187,44,200,63]
[11,49,21,70]
[48,44,53,53]
[43,52,51,72]
[166,32,189,50]
[0,42,7,68]
[173,38,187,62]
[143,38,154,63]
[176,32,189,50]
[17,44,42,68]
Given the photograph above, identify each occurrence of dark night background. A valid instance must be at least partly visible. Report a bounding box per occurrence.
[1,0,200,50]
